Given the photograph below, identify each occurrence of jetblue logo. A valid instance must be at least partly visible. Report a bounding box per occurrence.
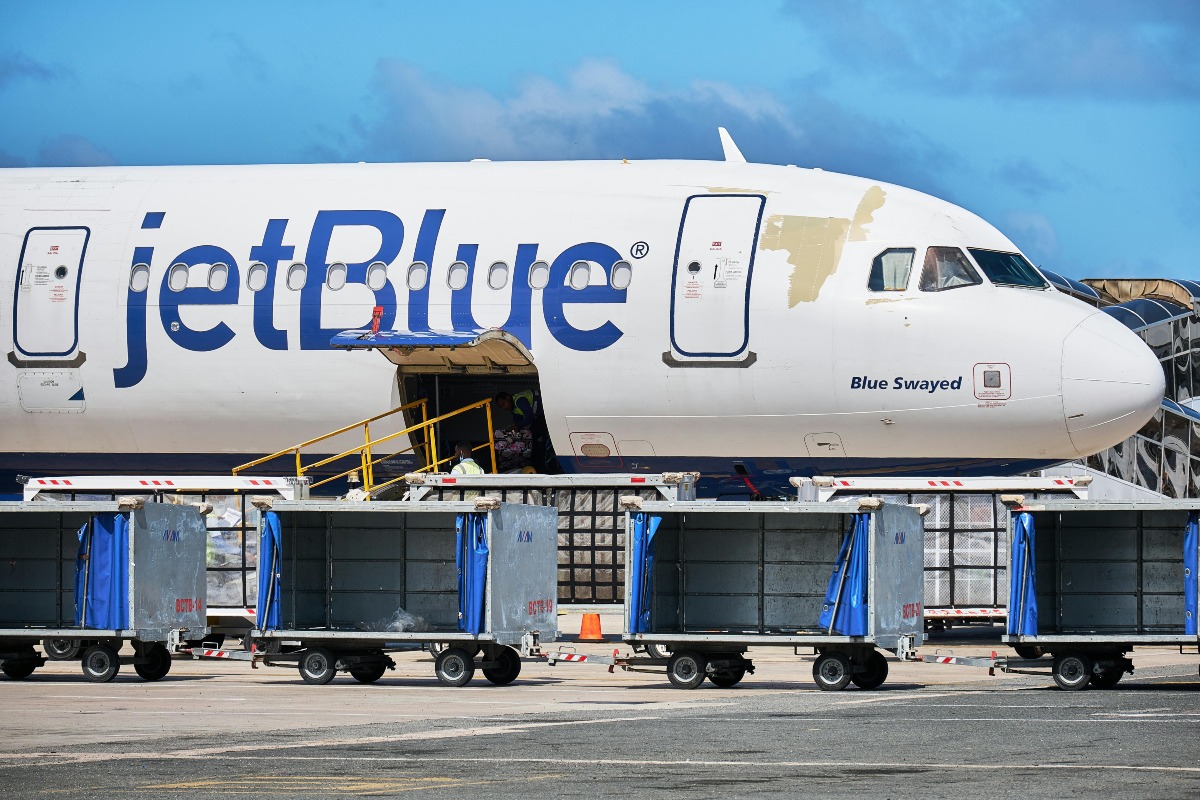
[516,530,533,543]
[161,529,180,542]
[851,375,963,394]
[114,209,632,388]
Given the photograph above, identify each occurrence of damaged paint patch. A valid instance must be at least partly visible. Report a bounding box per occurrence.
[759,186,887,306]
[849,186,886,242]
[761,215,850,305]
[705,187,771,195]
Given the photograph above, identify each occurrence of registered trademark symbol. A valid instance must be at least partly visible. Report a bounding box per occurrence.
[630,241,649,259]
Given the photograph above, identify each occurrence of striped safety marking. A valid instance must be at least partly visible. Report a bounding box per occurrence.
[35,479,74,486]
[925,608,1005,617]
[556,653,591,662]
[138,480,176,486]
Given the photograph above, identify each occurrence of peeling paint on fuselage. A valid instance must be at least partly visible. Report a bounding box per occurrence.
[760,186,887,307]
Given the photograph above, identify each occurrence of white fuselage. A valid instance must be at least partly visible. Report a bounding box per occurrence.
[0,159,1164,494]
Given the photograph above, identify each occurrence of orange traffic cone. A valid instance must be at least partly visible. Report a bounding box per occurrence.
[579,613,604,641]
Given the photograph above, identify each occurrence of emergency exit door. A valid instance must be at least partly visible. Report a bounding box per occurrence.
[14,227,90,359]
[669,194,764,359]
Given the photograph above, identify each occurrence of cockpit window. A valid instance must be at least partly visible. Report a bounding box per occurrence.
[967,249,1049,289]
[918,247,982,292]
[867,248,915,291]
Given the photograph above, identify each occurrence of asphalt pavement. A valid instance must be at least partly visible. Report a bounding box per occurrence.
[1,637,1198,799]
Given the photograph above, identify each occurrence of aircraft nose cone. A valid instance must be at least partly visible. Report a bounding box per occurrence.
[1061,312,1164,457]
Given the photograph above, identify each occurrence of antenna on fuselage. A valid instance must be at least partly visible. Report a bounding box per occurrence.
[718,127,747,163]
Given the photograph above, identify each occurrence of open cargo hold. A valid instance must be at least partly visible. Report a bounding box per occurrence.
[251,499,558,686]
[1000,498,1200,690]
[402,472,698,604]
[550,499,924,690]
[0,500,207,682]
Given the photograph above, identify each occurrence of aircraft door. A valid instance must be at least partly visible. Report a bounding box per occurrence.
[13,227,89,360]
[668,194,764,365]
[10,227,89,413]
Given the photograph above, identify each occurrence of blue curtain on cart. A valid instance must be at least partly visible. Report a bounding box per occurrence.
[628,512,662,634]
[1007,512,1038,636]
[1185,511,1198,636]
[256,511,283,631]
[457,512,489,635]
[819,513,869,636]
[74,513,130,630]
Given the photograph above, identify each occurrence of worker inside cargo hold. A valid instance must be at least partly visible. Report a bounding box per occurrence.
[494,390,557,473]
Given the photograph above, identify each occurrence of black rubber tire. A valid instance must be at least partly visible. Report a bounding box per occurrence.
[133,643,172,681]
[813,652,853,691]
[1,660,37,680]
[81,644,121,683]
[298,647,338,685]
[43,638,81,661]
[644,643,672,660]
[1052,652,1093,691]
[708,666,747,688]
[850,651,890,690]
[1090,668,1123,689]
[666,651,706,690]
[435,647,476,687]
[1012,644,1044,659]
[350,662,388,684]
[482,648,523,685]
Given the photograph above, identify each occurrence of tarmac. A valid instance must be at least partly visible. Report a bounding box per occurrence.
[1,620,1198,799]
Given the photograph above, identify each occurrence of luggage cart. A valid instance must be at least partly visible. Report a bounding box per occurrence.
[247,498,558,686]
[0,499,208,682]
[549,497,925,690]
[923,497,1200,690]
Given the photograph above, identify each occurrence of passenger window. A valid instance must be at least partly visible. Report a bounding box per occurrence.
[867,249,915,291]
[167,263,189,292]
[447,261,469,290]
[610,260,632,290]
[407,261,429,291]
[207,263,229,292]
[365,261,388,291]
[487,261,509,290]
[528,260,550,290]
[129,263,150,293]
[326,262,347,291]
[918,247,981,292]
[285,262,307,291]
[568,260,591,290]
[247,262,268,292]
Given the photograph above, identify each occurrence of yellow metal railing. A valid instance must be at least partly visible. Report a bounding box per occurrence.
[233,397,498,499]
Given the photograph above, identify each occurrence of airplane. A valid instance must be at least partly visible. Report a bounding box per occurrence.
[0,131,1165,498]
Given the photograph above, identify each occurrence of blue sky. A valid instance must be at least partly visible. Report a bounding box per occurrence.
[2,1,1197,281]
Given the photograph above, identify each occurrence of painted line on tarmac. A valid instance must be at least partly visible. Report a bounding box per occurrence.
[116,754,1200,776]
[0,716,660,767]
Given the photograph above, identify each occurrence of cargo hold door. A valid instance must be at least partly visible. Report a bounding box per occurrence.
[666,194,763,367]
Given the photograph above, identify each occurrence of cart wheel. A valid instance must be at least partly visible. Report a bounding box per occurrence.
[1090,668,1123,689]
[850,651,889,690]
[81,644,121,683]
[666,651,707,690]
[1052,652,1093,691]
[812,652,853,691]
[298,648,338,685]
[133,643,172,681]
[350,662,388,684]
[435,647,476,687]
[707,666,747,688]
[1,660,37,680]
[482,648,523,685]
[1012,645,1044,659]
[43,638,81,661]
[644,643,672,660]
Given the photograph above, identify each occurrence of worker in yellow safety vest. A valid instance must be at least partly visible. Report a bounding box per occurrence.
[451,442,485,476]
